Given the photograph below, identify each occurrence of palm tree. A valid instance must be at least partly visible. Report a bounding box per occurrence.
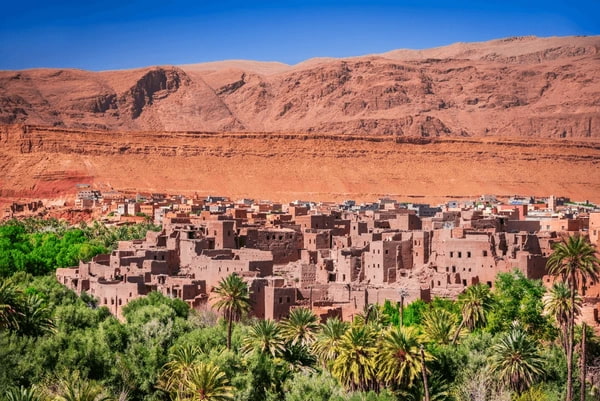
[242,319,286,358]
[489,323,544,394]
[158,343,203,399]
[17,293,55,337]
[353,303,389,328]
[547,234,600,401]
[4,386,43,401]
[280,307,320,347]
[280,342,317,373]
[422,308,459,345]
[398,288,409,326]
[183,362,234,401]
[312,317,349,367]
[376,326,430,390]
[212,273,251,349]
[331,324,378,391]
[53,376,111,401]
[0,279,23,330]
[452,283,493,344]
[543,282,581,352]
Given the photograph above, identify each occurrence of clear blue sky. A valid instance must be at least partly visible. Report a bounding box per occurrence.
[0,0,598,71]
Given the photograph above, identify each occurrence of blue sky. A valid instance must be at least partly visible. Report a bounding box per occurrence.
[0,0,598,71]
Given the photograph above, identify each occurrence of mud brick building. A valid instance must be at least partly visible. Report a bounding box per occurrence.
[57,198,600,329]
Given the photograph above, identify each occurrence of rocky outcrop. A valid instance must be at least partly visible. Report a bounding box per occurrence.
[119,68,188,119]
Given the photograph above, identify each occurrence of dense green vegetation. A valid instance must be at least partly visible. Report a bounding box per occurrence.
[2,270,596,401]
[1,220,599,401]
[0,219,161,277]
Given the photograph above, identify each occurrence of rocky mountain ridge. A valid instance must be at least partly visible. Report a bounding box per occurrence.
[1,35,599,138]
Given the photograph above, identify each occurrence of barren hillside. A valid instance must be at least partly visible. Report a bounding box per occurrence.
[1,36,599,138]
[0,36,599,203]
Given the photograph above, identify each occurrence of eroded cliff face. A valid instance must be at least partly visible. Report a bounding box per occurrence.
[0,36,599,138]
[0,124,598,203]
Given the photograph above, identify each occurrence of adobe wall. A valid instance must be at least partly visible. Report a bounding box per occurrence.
[304,229,331,251]
[188,249,273,290]
[207,220,236,249]
[350,221,368,237]
[363,240,404,284]
[412,231,430,266]
[179,238,212,267]
[92,279,147,318]
[333,248,362,283]
[156,277,207,306]
[389,214,422,231]
[333,219,351,236]
[300,264,317,286]
[296,214,335,230]
[506,220,541,233]
[244,228,302,264]
[539,218,581,233]
[333,235,351,249]
[589,213,600,246]
[264,286,297,320]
